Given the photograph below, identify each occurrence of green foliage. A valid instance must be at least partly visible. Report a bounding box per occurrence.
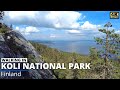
[0,26,8,33]
[94,22,120,79]
[95,37,103,45]
[27,54,36,63]
[89,47,99,60]
[71,53,79,79]
[95,22,120,57]
[31,41,120,79]
[104,22,112,27]
[109,33,120,55]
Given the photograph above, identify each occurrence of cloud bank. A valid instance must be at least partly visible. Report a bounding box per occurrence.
[4,11,85,29]
[2,11,105,40]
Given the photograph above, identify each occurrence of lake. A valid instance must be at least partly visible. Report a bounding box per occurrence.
[32,40,101,55]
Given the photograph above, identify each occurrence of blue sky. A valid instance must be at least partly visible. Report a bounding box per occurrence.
[3,11,120,41]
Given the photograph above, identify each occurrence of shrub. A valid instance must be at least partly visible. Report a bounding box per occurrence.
[0,27,7,33]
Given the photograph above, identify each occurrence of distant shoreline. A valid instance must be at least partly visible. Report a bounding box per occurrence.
[30,40,93,56]
[30,40,119,60]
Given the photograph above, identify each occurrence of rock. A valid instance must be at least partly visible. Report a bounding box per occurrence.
[0,29,56,79]
[0,34,5,42]
[0,23,2,28]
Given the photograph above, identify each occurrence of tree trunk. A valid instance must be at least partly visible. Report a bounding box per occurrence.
[104,28,109,79]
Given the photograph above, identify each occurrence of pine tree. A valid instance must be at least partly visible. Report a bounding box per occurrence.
[10,24,13,30]
[95,22,120,79]
[89,47,99,61]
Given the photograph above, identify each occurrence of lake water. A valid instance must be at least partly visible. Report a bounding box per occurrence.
[33,40,101,55]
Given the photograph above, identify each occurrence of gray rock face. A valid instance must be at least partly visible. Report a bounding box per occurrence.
[0,34,5,42]
[0,30,56,79]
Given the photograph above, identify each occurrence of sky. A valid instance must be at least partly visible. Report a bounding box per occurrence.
[2,11,120,41]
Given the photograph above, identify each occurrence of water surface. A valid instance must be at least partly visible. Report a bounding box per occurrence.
[33,40,100,55]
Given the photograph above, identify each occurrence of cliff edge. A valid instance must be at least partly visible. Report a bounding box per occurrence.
[0,24,56,79]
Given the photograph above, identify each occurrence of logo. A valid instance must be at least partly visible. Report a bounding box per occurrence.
[110,12,119,19]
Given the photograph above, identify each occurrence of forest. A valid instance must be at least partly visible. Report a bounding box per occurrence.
[31,38,120,79]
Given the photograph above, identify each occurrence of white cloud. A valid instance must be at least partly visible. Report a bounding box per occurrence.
[50,34,56,38]
[24,26,39,33]
[66,21,101,36]
[15,27,20,31]
[4,11,85,29]
[15,26,39,35]
[3,11,103,40]
[67,30,81,34]
[115,30,120,34]
[46,11,83,29]
[81,21,101,30]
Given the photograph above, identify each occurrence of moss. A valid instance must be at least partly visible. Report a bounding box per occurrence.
[27,54,36,63]
[0,24,9,34]
[0,28,7,33]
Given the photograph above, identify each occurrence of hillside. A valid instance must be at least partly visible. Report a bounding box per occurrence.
[0,23,56,79]
[31,41,120,79]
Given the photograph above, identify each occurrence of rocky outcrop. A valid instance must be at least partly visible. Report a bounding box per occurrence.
[0,34,5,42]
[0,29,56,79]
